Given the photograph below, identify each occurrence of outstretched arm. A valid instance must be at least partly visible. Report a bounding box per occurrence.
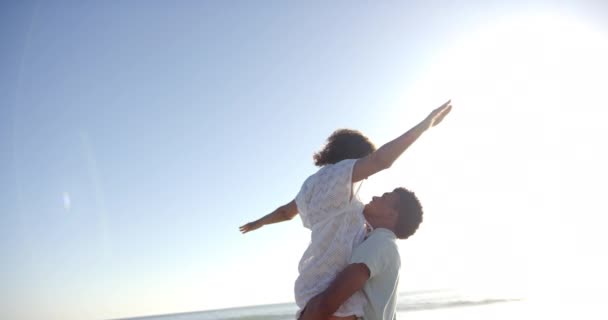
[352,100,452,182]
[299,263,370,320]
[239,200,298,234]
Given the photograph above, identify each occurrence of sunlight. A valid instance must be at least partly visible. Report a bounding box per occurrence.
[361,11,608,298]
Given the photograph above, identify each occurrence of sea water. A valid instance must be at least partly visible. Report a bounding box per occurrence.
[115,289,528,320]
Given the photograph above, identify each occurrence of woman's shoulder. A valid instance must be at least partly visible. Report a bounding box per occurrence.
[316,159,357,177]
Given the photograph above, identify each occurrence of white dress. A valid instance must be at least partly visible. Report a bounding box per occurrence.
[294,159,368,317]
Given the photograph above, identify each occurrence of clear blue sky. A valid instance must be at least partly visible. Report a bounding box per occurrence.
[2,1,608,320]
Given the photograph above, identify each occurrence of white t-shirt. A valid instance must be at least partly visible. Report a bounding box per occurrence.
[350,228,401,320]
[294,159,368,317]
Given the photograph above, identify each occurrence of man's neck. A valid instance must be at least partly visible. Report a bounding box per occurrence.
[365,218,394,232]
[363,207,396,232]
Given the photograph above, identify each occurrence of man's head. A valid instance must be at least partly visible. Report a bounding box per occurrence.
[364,187,423,239]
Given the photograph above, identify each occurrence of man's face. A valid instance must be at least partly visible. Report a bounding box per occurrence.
[365,191,400,219]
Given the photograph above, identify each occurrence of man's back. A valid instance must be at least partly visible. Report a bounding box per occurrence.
[350,228,401,320]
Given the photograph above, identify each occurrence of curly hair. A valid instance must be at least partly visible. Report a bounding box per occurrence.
[393,187,424,239]
[313,129,376,167]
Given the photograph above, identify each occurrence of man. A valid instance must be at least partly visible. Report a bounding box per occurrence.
[299,186,422,320]
[242,100,452,319]
[297,102,451,320]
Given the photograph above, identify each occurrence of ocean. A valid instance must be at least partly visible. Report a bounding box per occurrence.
[116,289,530,320]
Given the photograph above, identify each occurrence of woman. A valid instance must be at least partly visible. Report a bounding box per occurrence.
[240,100,452,320]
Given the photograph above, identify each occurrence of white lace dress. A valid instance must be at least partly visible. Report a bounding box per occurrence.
[294,159,368,317]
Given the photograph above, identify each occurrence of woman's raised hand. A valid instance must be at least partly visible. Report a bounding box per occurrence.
[423,99,452,129]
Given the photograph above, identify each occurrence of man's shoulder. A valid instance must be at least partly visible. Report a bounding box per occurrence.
[351,228,400,280]
[367,228,397,244]
[354,229,398,256]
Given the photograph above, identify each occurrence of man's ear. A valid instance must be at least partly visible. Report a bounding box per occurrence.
[387,207,399,222]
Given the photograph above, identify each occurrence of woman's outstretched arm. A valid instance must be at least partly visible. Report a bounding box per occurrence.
[239,200,298,233]
[352,100,452,183]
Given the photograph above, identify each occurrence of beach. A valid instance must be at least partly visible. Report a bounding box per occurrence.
[116,289,527,320]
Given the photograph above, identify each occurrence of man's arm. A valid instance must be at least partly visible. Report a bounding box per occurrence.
[239,200,298,233]
[299,263,371,320]
[352,100,452,183]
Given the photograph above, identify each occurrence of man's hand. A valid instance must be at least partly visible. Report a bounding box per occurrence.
[298,295,324,320]
[239,220,262,233]
[422,99,452,129]
[299,263,371,320]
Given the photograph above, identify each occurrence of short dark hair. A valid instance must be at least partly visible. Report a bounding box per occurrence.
[393,187,424,239]
[313,129,376,167]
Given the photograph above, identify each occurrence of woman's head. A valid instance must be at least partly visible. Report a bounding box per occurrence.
[313,129,376,167]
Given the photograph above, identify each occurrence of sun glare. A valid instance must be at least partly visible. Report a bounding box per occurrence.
[366,12,608,299]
